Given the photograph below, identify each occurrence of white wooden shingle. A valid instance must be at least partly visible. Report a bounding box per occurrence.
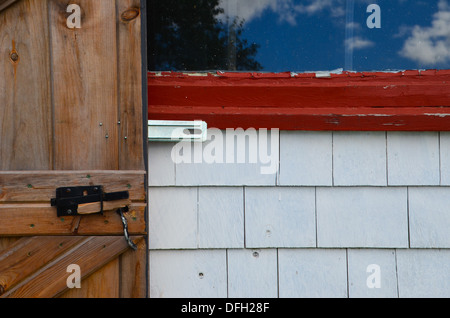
[316,187,408,248]
[148,142,176,186]
[439,132,450,185]
[279,131,332,186]
[333,131,387,186]
[408,187,450,248]
[387,132,440,185]
[278,249,347,298]
[227,249,278,298]
[175,129,277,186]
[198,187,244,249]
[245,187,316,248]
[347,249,398,298]
[148,187,198,249]
[397,249,450,298]
[149,250,227,298]
[147,130,450,298]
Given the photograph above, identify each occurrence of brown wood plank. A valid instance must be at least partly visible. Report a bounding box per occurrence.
[117,0,144,171]
[0,236,86,296]
[0,0,52,170]
[0,0,148,299]
[0,170,146,203]
[0,0,20,14]
[0,203,146,236]
[116,0,147,298]
[119,235,147,298]
[0,238,21,253]
[50,0,119,170]
[0,237,21,286]
[2,236,143,298]
[60,258,120,298]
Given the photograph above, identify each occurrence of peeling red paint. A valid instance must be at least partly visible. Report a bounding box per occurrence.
[148,70,450,131]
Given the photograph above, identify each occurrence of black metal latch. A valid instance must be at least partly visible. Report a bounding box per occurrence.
[50,186,129,217]
[50,186,137,250]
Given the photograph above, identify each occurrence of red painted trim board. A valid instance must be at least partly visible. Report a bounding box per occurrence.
[148,70,450,131]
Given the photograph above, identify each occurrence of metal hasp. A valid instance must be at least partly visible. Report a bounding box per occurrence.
[148,120,208,142]
[50,186,129,217]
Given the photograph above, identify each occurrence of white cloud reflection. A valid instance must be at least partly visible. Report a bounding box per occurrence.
[400,0,450,65]
[345,36,375,50]
[219,0,346,26]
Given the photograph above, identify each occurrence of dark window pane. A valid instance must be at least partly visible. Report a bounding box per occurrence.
[147,0,450,72]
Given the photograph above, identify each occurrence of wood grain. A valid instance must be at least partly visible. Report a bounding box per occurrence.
[0,236,86,296]
[0,0,52,170]
[117,0,144,171]
[0,0,20,13]
[0,238,20,253]
[148,71,450,131]
[119,235,147,298]
[0,0,147,298]
[0,170,146,203]
[2,236,144,298]
[116,0,148,298]
[0,203,146,236]
[60,258,120,298]
[50,0,119,170]
[0,170,146,236]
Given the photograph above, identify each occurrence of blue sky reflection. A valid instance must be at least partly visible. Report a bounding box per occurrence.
[219,0,450,72]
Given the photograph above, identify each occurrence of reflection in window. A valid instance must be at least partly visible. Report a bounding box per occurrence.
[147,0,262,71]
[147,0,450,72]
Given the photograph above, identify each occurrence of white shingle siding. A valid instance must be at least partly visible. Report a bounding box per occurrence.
[333,131,387,186]
[227,249,278,298]
[408,187,450,248]
[396,249,450,298]
[198,187,245,249]
[278,249,348,298]
[149,250,227,298]
[387,132,440,186]
[174,129,277,186]
[316,187,408,248]
[148,130,450,298]
[245,187,316,248]
[439,132,450,185]
[347,249,398,298]
[148,142,176,186]
[279,131,332,186]
[148,187,198,249]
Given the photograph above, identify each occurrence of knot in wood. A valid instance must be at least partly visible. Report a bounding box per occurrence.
[10,51,19,63]
[121,8,139,22]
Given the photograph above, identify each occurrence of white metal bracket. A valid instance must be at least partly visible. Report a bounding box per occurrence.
[148,120,208,142]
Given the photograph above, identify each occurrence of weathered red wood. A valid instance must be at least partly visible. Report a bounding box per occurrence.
[148,70,450,131]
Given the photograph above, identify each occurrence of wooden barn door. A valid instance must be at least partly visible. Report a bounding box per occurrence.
[0,0,147,298]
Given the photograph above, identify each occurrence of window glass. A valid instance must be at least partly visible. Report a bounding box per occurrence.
[147,0,450,72]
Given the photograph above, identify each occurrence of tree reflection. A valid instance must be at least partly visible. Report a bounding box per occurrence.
[147,0,262,71]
